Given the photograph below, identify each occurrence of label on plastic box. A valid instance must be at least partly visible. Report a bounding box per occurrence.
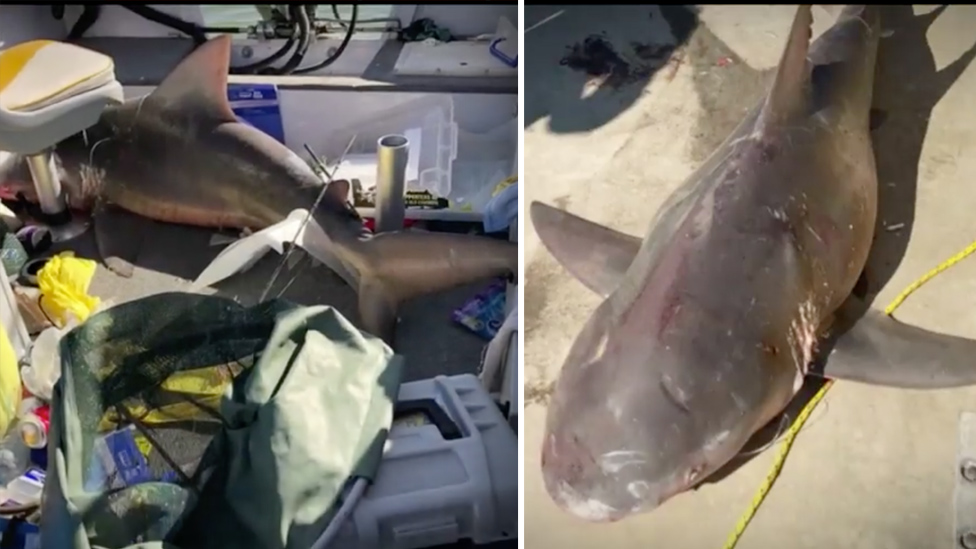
[85,426,154,491]
[227,84,285,144]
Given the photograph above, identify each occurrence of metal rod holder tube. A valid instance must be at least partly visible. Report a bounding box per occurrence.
[25,150,66,216]
[374,134,408,234]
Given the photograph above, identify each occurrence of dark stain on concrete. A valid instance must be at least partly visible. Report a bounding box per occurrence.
[560,34,677,91]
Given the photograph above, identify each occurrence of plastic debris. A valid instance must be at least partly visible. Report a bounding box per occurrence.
[0,324,22,438]
[36,251,100,328]
[22,326,66,401]
[452,277,508,340]
[193,208,357,291]
[482,176,518,233]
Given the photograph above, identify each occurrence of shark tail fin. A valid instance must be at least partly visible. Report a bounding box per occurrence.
[353,231,517,345]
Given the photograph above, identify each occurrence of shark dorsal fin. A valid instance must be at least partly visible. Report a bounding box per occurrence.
[148,35,237,122]
[760,5,814,127]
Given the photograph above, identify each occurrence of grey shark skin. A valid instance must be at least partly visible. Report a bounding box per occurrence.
[0,36,516,345]
[530,5,976,523]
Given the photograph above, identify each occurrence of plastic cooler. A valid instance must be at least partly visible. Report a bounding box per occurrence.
[320,94,458,199]
[332,374,517,549]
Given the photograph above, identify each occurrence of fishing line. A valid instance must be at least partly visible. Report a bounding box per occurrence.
[259,136,357,302]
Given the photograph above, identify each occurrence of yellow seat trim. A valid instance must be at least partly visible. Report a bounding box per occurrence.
[0,40,115,113]
[0,40,53,93]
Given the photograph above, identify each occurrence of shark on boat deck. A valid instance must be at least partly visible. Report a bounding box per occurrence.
[0,35,517,347]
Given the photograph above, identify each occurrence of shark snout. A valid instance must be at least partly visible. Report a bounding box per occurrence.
[541,431,664,522]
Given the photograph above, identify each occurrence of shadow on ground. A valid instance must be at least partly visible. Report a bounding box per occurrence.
[700,4,976,487]
[524,4,699,133]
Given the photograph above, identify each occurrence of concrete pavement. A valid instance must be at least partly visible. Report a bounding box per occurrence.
[523,5,976,548]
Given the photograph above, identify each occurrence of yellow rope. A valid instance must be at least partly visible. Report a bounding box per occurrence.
[723,239,976,549]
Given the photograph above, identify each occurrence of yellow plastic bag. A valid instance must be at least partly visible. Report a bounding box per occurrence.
[37,252,100,328]
[96,361,246,432]
[0,323,23,436]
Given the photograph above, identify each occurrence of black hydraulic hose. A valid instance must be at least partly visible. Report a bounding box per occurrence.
[231,29,298,74]
[268,5,312,75]
[67,5,102,40]
[111,4,306,75]
[331,4,347,28]
[293,4,358,75]
[120,4,209,45]
[65,4,356,77]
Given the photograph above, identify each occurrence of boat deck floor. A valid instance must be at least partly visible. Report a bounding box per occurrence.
[524,5,976,548]
[55,218,493,383]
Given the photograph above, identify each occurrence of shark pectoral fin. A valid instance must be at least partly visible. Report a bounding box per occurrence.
[93,202,152,278]
[812,307,976,389]
[358,277,398,346]
[530,201,640,297]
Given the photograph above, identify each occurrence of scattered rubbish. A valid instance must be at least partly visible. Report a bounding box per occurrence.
[85,426,173,491]
[14,225,51,256]
[22,326,64,401]
[0,202,21,232]
[193,208,356,291]
[11,286,51,335]
[886,222,905,231]
[18,402,48,450]
[35,252,100,328]
[482,176,518,233]
[452,277,508,340]
[479,303,518,395]
[0,326,20,439]
[717,56,734,67]
[4,467,44,506]
[0,427,29,486]
[399,18,454,43]
[0,226,27,279]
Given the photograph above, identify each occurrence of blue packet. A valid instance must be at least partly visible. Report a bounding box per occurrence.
[85,426,155,492]
[452,278,508,340]
[227,83,286,144]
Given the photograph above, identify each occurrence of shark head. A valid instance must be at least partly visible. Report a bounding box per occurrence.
[541,298,757,522]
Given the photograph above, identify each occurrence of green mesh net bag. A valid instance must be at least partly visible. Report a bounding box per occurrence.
[40,292,403,549]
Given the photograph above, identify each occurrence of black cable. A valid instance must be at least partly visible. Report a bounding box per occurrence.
[119,5,208,45]
[293,4,358,75]
[268,5,312,76]
[230,30,298,74]
[331,4,347,28]
[66,5,102,41]
[105,4,302,75]
[79,4,356,77]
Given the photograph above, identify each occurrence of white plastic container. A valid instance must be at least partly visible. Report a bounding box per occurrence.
[322,94,458,199]
[0,260,30,364]
[331,374,517,549]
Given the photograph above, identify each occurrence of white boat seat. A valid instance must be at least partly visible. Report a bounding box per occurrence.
[0,40,123,155]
